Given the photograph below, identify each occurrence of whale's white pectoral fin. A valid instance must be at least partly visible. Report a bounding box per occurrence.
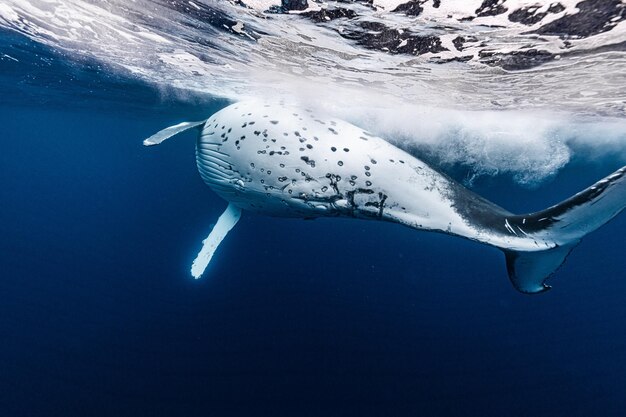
[191,203,242,279]
[143,120,206,146]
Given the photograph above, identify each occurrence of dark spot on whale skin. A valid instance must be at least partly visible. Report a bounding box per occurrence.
[241,123,247,128]
[365,181,372,186]
[343,148,349,152]
[328,127,338,135]
[254,130,261,136]
[365,172,371,177]
[300,156,316,168]
[270,120,279,125]
[227,127,232,133]
[249,121,256,125]
[306,144,313,149]
[294,131,301,137]
[331,147,337,152]
[338,161,344,166]
[325,173,342,194]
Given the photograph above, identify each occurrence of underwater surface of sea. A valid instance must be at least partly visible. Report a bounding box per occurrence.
[1,1,626,416]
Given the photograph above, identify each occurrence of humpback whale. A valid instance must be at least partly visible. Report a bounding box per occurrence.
[144,101,626,294]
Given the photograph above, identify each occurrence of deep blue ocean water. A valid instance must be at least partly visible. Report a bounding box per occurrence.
[2,31,626,417]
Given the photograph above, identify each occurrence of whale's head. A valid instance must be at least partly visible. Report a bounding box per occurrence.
[194,101,394,219]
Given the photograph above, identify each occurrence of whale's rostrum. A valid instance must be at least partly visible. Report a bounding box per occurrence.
[143,101,626,294]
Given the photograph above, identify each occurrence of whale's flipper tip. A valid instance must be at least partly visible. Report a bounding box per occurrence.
[191,203,242,279]
[142,120,206,147]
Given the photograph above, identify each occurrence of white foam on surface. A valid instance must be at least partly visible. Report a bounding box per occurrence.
[1,0,624,184]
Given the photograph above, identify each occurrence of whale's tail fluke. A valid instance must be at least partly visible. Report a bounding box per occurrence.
[501,166,626,294]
